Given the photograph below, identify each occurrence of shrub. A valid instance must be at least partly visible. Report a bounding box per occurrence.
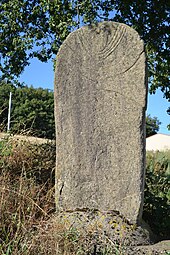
[0,82,55,139]
[143,150,170,240]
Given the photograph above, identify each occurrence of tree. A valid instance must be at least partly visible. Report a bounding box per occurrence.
[0,81,55,139]
[167,108,170,131]
[0,0,169,125]
[0,1,169,90]
[146,114,161,137]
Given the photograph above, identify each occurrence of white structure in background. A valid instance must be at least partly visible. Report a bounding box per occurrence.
[146,133,170,151]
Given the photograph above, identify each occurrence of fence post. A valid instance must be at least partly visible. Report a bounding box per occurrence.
[7,92,12,132]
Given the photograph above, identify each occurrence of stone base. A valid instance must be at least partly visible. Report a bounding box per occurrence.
[56,209,155,252]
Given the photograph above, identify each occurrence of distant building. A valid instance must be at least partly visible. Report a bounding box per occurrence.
[146,133,170,151]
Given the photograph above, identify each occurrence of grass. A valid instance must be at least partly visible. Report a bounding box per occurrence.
[0,171,125,254]
[0,136,56,254]
[0,135,170,254]
[0,136,132,254]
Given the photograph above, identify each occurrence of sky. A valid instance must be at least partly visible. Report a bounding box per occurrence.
[19,58,170,135]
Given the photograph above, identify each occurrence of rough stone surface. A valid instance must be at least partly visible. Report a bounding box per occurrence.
[54,22,147,223]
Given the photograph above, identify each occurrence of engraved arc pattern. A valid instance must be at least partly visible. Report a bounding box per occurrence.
[76,23,126,60]
[76,28,89,53]
[98,25,126,60]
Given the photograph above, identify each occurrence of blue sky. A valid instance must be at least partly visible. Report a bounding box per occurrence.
[19,58,170,135]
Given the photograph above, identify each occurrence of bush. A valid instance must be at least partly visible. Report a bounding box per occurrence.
[143,150,170,240]
[0,82,55,139]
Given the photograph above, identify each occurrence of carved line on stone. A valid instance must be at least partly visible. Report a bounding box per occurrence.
[118,50,145,75]
[99,25,126,59]
[65,42,76,53]
[76,29,89,53]
[98,49,144,81]
[98,26,110,53]
[97,24,120,53]
[75,24,126,58]
[94,149,106,169]
[100,27,126,59]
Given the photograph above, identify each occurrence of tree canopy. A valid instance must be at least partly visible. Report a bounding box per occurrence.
[0,81,55,139]
[0,0,169,124]
[146,114,161,137]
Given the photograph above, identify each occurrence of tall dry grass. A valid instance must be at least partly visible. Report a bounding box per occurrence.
[0,135,170,254]
[0,136,56,254]
[0,136,133,254]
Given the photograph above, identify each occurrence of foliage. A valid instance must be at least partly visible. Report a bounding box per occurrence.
[143,150,170,240]
[146,114,161,137]
[112,1,170,100]
[0,81,55,139]
[0,0,169,116]
[167,107,170,130]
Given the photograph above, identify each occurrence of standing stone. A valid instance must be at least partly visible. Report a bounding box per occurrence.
[54,22,147,224]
